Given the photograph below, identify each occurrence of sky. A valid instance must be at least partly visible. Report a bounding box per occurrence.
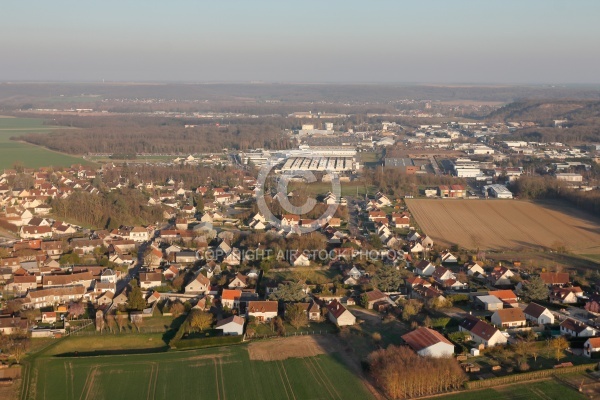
[1,0,599,84]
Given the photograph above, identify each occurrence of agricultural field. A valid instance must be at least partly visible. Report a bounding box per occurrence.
[0,116,93,169]
[436,378,585,399]
[22,336,375,400]
[406,199,600,255]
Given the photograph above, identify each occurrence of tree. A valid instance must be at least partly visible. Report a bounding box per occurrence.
[550,336,569,362]
[68,301,85,320]
[172,275,185,291]
[285,304,309,330]
[274,316,286,336]
[116,313,129,332]
[401,299,422,322]
[170,302,185,318]
[127,280,146,311]
[520,276,549,302]
[268,281,307,302]
[373,265,402,292]
[368,234,383,250]
[189,310,213,332]
[106,314,117,333]
[359,293,369,308]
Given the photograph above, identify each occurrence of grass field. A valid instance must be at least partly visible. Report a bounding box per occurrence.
[436,378,585,399]
[23,336,375,400]
[0,116,93,169]
[406,199,600,255]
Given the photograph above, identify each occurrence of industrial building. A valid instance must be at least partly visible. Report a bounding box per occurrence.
[484,184,513,199]
[384,157,418,174]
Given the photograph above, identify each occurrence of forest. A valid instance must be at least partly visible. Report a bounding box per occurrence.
[511,175,600,215]
[50,189,164,229]
[15,116,293,154]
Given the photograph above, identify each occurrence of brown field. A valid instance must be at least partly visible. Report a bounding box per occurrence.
[248,335,329,361]
[406,199,600,254]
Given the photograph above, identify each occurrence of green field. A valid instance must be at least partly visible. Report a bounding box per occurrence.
[0,117,93,169]
[437,378,585,400]
[23,338,374,400]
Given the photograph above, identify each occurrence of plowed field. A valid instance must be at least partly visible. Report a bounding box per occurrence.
[406,199,600,254]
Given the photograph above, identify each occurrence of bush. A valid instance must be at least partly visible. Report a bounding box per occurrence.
[518,362,530,372]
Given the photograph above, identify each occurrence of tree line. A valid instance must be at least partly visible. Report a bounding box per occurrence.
[368,345,466,398]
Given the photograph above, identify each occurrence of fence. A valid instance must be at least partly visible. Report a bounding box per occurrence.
[69,327,168,336]
[464,363,598,389]
[249,329,336,341]
[66,319,94,336]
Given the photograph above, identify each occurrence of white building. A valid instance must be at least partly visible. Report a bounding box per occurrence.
[402,327,455,358]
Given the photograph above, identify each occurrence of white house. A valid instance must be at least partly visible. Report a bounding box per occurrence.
[459,315,507,347]
[327,300,355,326]
[583,337,600,358]
[491,308,526,328]
[402,327,455,358]
[247,301,278,322]
[185,272,210,294]
[523,302,554,325]
[415,260,436,276]
[560,318,597,337]
[216,315,245,336]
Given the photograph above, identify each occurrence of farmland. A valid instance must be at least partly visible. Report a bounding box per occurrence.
[0,117,93,169]
[22,336,375,400]
[406,199,600,255]
[436,378,585,400]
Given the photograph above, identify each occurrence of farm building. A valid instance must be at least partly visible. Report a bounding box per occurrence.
[458,315,507,347]
[216,315,245,336]
[401,327,455,358]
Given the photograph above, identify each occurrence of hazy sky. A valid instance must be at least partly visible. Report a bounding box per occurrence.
[2,0,599,83]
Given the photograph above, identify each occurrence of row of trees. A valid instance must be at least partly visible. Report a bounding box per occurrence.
[368,345,466,399]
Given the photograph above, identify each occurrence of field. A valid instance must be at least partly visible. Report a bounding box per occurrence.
[406,199,600,255]
[22,335,375,400]
[0,117,93,169]
[436,378,585,399]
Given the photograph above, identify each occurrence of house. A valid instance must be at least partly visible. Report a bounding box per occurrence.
[326,300,356,326]
[491,308,526,328]
[560,318,597,337]
[129,226,150,242]
[96,291,115,306]
[414,260,436,276]
[0,317,28,335]
[295,301,321,321]
[7,275,37,295]
[20,225,52,239]
[247,301,278,322]
[550,287,583,304]
[41,311,57,324]
[585,295,600,314]
[291,252,310,267]
[488,265,514,286]
[185,272,211,294]
[162,265,180,281]
[221,289,242,310]
[474,295,503,311]
[216,315,245,336]
[228,273,249,289]
[539,272,570,286]
[42,272,94,289]
[432,266,456,284]
[138,272,163,290]
[523,302,555,325]
[281,214,300,227]
[440,251,458,264]
[583,337,600,358]
[391,213,410,229]
[363,289,395,310]
[401,327,455,358]
[465,261,486,278]
[24,285,87,309]
[458,315,507,347]
[488,290,518,307]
